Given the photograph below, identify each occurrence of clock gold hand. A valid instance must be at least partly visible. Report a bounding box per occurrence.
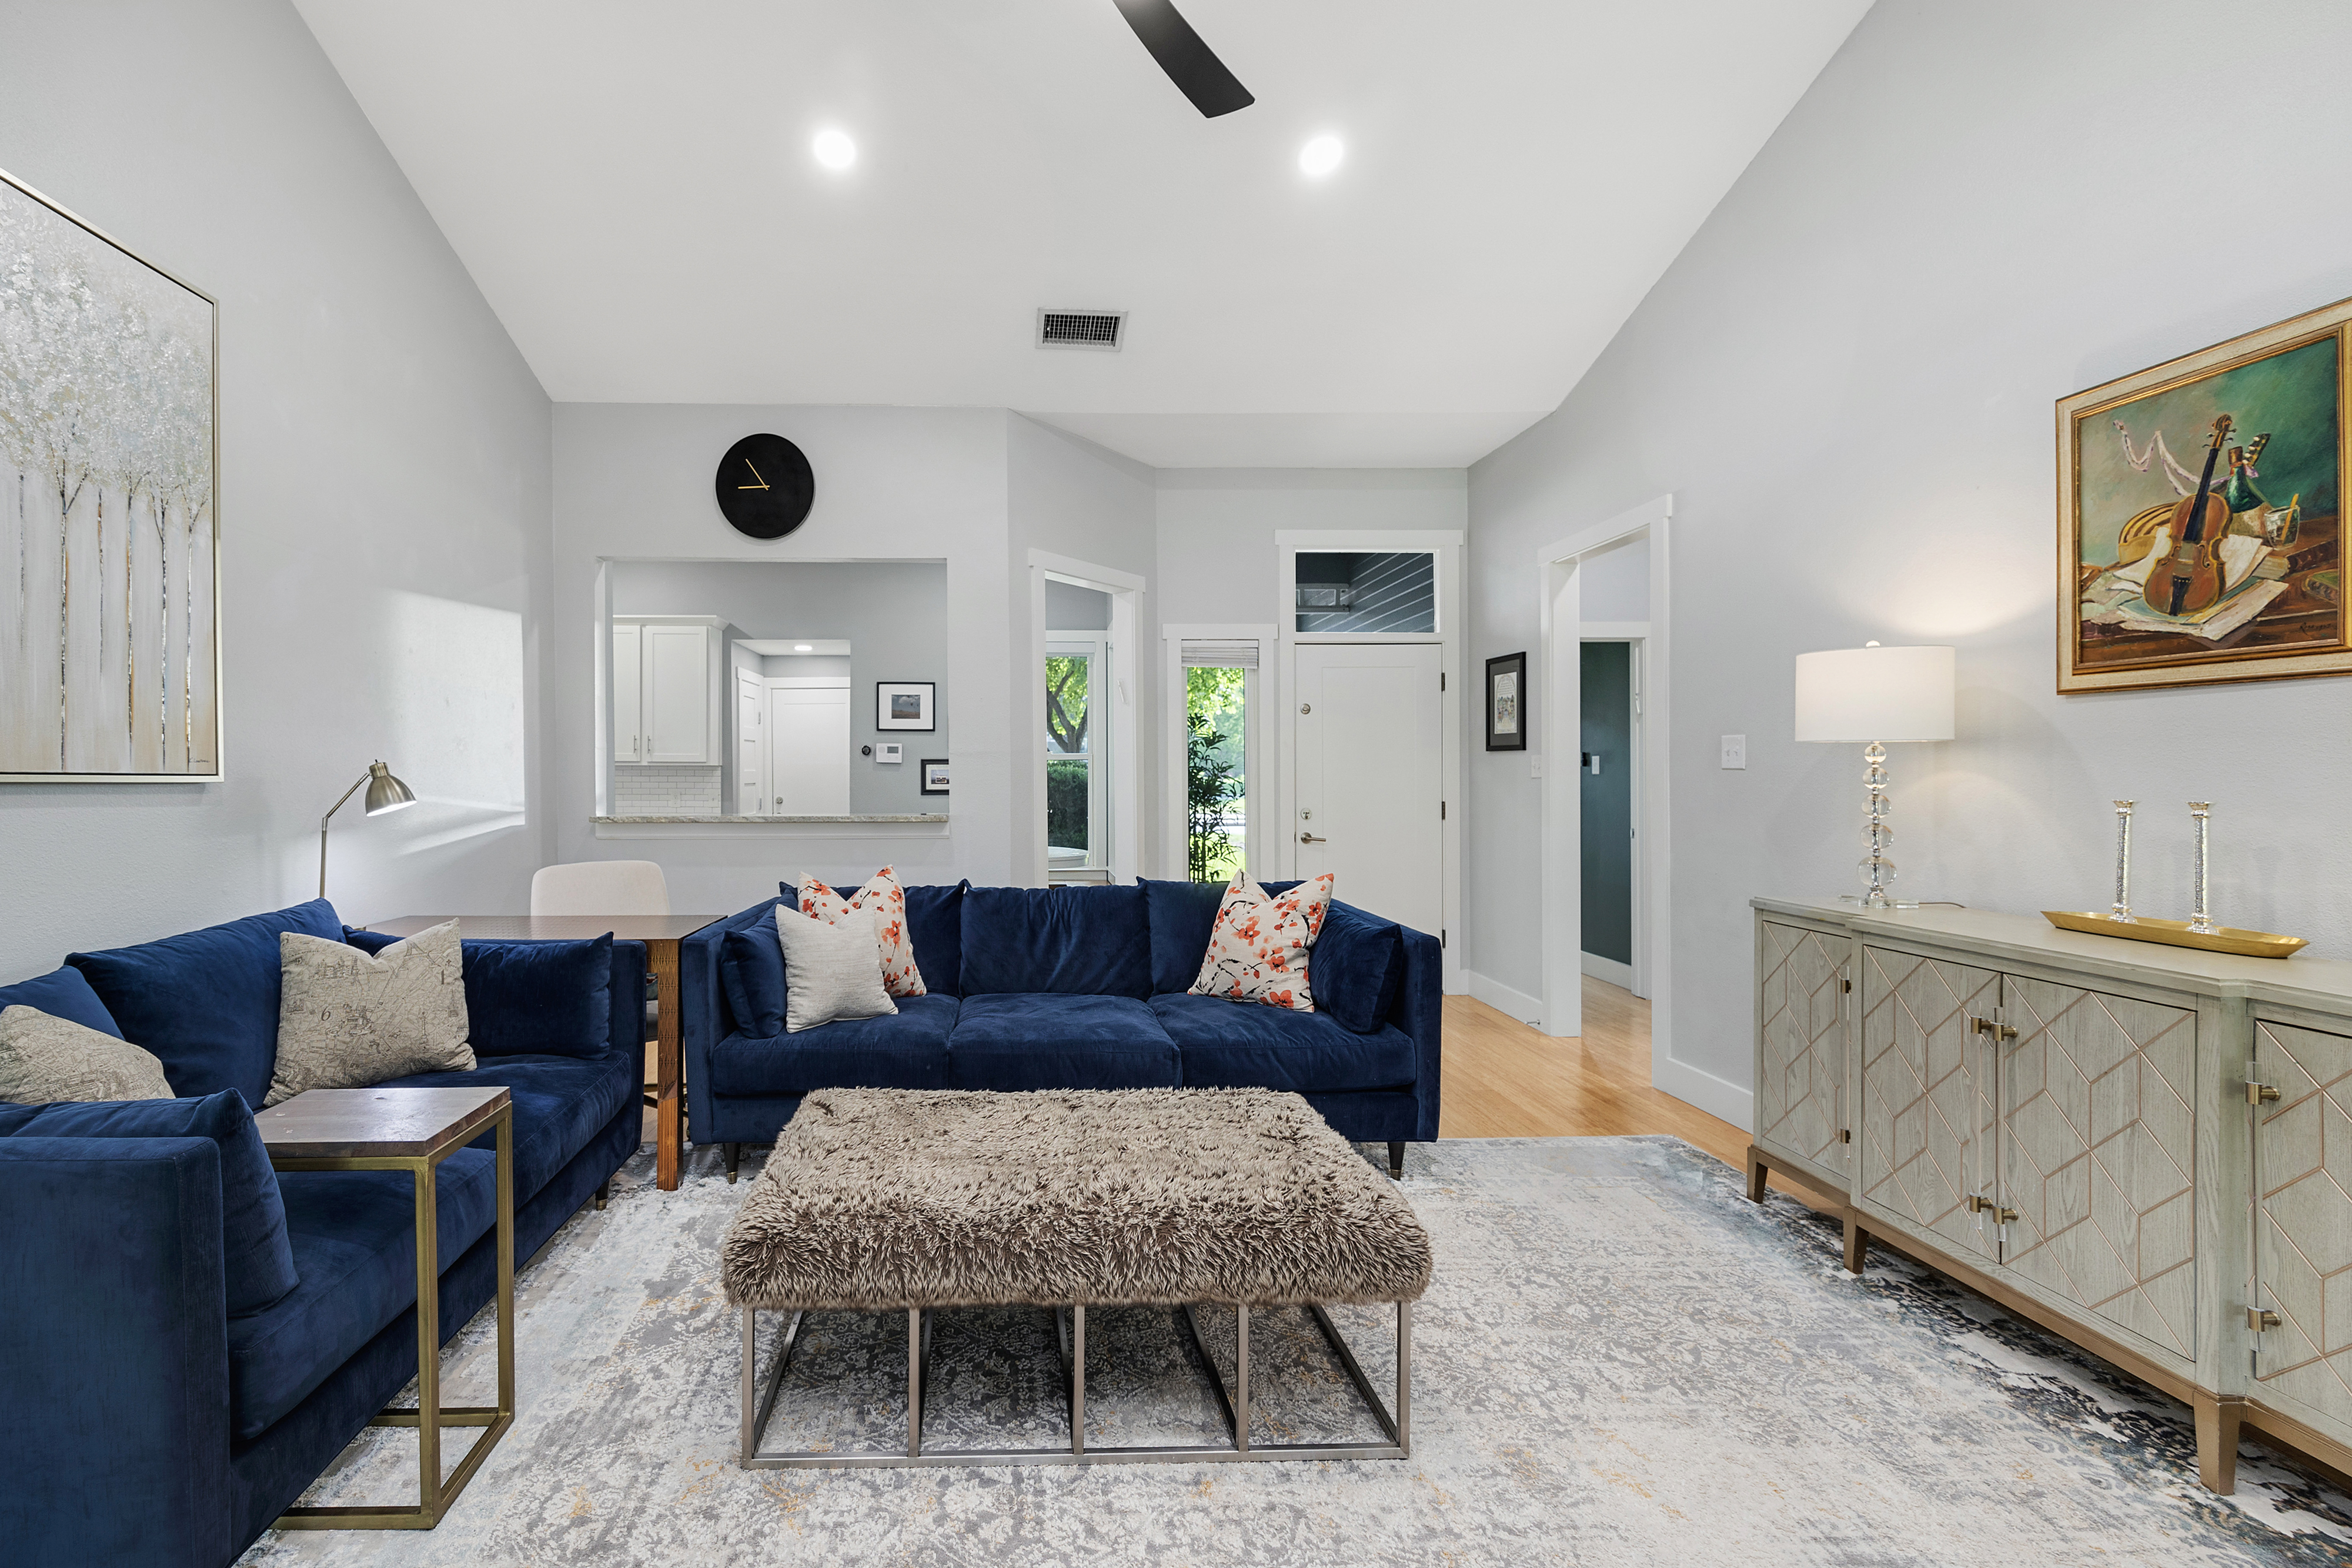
[737,459,770,490]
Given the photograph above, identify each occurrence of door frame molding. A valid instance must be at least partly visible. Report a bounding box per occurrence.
[1027,550,1145,888]
[1275,528,1464,994]
[1534,495,1740,1129]
[1160,623,1274,885]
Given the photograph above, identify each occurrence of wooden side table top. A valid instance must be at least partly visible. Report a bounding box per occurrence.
[365,914,723,943]
[253,1085,510,1160]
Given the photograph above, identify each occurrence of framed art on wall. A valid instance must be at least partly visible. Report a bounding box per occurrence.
[1485,653,1526,751]
[0,167,221,781]
[876,681,936,731]
[920,758,948,796]
[2059,295,2350,693]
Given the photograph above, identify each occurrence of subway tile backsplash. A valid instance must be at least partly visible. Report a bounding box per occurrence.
[612,764,721,815]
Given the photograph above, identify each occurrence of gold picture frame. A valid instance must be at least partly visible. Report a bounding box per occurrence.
[2057,296,2350,694]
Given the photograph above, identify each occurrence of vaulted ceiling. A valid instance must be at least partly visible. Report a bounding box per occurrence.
[295,0,1870,467]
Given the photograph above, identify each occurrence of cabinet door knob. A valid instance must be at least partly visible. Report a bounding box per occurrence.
[2249,1306,2283,1332]
[2247,1081,2283,1105]
[1968,1014,2018,1041]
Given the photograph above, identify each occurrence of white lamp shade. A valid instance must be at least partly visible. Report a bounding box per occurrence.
[1793,644,1955,743]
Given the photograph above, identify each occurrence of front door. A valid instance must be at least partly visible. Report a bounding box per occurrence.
[1292,642,1442,938]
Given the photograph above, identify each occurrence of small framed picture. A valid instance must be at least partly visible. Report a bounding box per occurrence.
[920,758,950,796]
[876,681,936,731]
[1485,653,1526,751]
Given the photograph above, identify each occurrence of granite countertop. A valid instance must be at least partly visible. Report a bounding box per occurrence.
[593,814,948,824]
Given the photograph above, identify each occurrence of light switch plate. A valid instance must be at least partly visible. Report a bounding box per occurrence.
[1720,734,1747,770]
[877,743,903,764]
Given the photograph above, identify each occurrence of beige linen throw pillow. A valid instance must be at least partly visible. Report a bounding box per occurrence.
[268,921,475,1106]
[773,904,898,1032]
[0,1005,175,1104]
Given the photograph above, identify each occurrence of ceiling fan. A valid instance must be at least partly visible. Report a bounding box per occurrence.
[1112,0,1254,118]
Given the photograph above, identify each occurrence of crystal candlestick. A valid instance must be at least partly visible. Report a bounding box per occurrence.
[2110,800,2136,921]
[2188,802,2215,934]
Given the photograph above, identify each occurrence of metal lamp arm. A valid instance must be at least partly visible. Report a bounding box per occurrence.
[318,770,375,900]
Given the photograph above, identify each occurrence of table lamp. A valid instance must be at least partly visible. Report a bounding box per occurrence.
[319,760,417,899]
[1793,642,1955,909]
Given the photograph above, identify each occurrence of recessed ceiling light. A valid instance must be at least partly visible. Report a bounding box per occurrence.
[811,129,857,172]
[1298,135,1344,178]
[794,644,814,653]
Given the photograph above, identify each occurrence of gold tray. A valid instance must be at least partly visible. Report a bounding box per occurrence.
[2041,910,2308,959]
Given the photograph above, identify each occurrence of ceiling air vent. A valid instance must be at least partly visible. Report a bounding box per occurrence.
[1037,309,1126,350]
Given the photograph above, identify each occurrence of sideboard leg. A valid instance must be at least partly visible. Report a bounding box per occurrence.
[2194,1394,2244,1494]
[1842,1214,1869,1275]
[1744,1145,1768,1205]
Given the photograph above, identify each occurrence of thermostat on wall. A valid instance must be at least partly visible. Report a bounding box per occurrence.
[876,743,903,764]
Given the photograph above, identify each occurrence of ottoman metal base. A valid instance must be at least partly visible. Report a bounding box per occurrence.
[740,1299,1411,1468]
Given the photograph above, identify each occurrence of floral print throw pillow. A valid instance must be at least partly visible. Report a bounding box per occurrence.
[1188,871,1335,1011]
[797,865,927,998]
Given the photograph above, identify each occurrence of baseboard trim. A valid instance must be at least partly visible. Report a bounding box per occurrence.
[1461,969,1542,1025]
[1654,1054,1754,1132]
[1579,951,1634,989]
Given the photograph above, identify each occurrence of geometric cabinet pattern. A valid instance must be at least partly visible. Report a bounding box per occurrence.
[1757,920,1847,1179]
[1859,948,2000,1266]
[2254,1019,2352,1425]
[1997,978,2196,1360]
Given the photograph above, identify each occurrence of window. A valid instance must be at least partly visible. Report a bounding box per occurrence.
[1185,663,1248,882]
[1294,550,1436,634]
[1046,638,1108,877]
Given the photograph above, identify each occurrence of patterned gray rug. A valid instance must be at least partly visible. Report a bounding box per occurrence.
[238,1136,2352,1567]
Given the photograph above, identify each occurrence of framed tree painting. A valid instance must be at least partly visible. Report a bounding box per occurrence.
[1485,652,1526,751]
[2059,295,2350,693]
[1,168,220,779]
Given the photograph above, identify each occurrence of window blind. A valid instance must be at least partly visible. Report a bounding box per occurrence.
[1180,640,1260,670]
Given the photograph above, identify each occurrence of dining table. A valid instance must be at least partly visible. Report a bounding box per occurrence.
[365,914,722,1191]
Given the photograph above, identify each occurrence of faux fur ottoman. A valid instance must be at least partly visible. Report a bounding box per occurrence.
[721,1086,1433,1310]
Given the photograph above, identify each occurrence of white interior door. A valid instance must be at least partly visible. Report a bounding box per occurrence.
[735,668,766,814]
[612,621,643,764]
[1294,643,1443,937]
[769,682,851,814]
[643,623,710,763]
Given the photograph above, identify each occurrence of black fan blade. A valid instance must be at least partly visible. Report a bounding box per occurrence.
[1112,0,1255,118]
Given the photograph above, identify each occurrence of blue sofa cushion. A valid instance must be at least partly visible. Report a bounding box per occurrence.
[226,1148,499,1440]
[779,880,969,1000]
[1150,992,1418,1094]
[958,887,1152,998]
[376,1048,639,1202]
[0,964,125,1038]
[0,1088,298,1317]
[706,995,958,1096]
[68,899,343,1106]
[346,931,615,1058]
[946,994,1178,1089]
[1311,902,1406,1034]
[721,926,787,1038]
[1142,880,1227,996]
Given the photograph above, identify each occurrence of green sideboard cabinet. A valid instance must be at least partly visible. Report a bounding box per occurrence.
[1749,895,2352,1496]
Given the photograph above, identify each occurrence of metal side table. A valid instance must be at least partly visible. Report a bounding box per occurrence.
[255,1085,514,1529]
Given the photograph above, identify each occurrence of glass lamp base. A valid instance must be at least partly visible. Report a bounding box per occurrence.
[1839,892,1923,910]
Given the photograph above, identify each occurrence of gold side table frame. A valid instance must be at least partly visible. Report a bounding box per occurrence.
[256,1086,515,1530]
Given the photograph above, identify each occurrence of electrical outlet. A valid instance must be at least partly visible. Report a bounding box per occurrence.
[1720,734,1747,770]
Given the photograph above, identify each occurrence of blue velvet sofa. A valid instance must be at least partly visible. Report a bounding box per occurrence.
[0,899,646,1568]
[681,880,1440,1178]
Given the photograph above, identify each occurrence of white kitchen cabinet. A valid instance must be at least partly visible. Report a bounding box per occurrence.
[613,616,723,766]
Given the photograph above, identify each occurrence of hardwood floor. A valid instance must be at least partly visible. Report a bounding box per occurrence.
[1440,978,1838,1213]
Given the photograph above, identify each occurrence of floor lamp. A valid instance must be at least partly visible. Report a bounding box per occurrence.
[320,760,417,900]
[1793,642,1954,910]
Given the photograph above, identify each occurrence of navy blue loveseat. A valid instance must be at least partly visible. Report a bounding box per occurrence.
[0,899,646,1568]
[681,880,1441,1177]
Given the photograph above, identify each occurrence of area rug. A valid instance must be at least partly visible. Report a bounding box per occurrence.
[237,1136,2352,1567]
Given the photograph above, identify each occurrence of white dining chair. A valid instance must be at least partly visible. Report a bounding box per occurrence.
[530,860,671,917]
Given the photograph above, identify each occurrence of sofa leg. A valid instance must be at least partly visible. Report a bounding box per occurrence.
[594,1178,610,1211]
[726,1142,741,1184]
[1387,1141,1406,1179]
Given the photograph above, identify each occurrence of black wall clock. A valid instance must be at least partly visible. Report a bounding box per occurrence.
[714,433,815,539]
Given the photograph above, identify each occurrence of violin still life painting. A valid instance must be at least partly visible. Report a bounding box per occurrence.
[2058,296,2350,693]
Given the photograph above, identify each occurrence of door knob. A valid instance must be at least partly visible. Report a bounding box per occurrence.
[1299,833,1326,844]
[1299,703,1312,714]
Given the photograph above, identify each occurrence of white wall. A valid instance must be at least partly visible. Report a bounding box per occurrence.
[0,0,552,981]
[553,404,1010,911]
[1466,0,2352,1109]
